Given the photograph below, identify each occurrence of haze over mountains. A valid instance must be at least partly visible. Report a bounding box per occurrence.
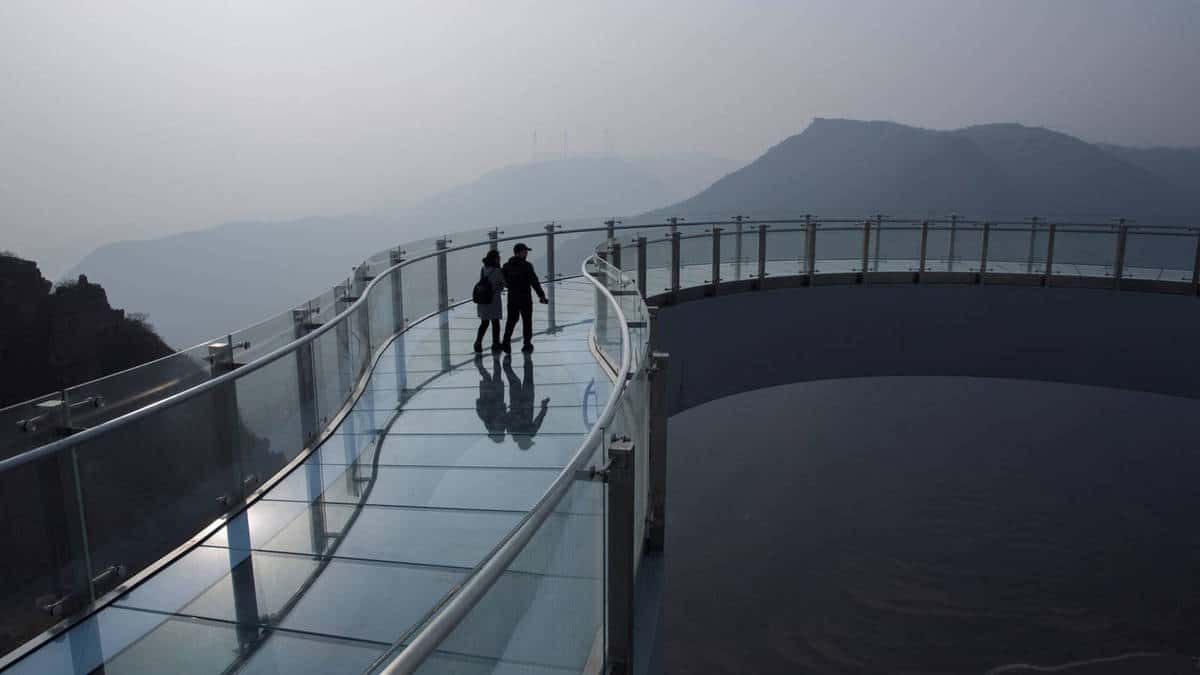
[60,119,1200,349]
[64,154,736,348]
[647,118,1200,224]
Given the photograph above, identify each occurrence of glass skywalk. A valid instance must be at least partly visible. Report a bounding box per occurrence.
[3,216,1197,674]
[7,279,608,675]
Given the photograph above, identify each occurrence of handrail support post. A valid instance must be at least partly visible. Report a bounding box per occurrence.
[859,220,871,283]
[979,223,991,285]
[606,436,636,675]
[755,224,767,287]
[709,226,722,295]
[636,236,647,299]
[917,221,928,282]
[669,231,681,300]
[647,353,670,552]
[1113,221,1128,290]
[1044,224,1056,287]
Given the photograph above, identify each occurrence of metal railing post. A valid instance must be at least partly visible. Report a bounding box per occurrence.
[917,221,928,282]
[545,222,557,283]
[806,218,817,277]
[335,283,355,400]
[38,428,95,616]
[669,231,681,299]
[389,248,406,334]
[605,218,621,242]
[208,337,248,510]
[1113,220,1128,289]
[1044,224,1056,287]
[756,224,767,286]
[872,214,883,272]
[1026,216,1040,275]
[801,214,811,275]
[595,257,609,348]
[647,352,670,552]
[488,227,500,251]
[435,237,450,313]
[710,226,722,294]
[732,215,746,281]
[606,436,636,675]
[352,262,373,360]
[292,306,321,445]
[947,213,959,272]
[636,236,647,299]
[979,222,991,285]
[859,220,871,283]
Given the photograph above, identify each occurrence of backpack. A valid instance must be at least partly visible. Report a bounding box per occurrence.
[472,269,494,304]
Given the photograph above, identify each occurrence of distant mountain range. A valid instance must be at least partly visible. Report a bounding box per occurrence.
[54,120,1200,350]
[645,118,1200,223]
[64,154,737,348]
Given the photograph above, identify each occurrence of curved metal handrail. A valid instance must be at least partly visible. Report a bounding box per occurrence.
[370,255,635,675]
[0,227,611,474]
[6,214,1195,474]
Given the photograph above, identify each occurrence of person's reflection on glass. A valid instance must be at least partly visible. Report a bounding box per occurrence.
[474,353,507,443]
[504,354,550,450]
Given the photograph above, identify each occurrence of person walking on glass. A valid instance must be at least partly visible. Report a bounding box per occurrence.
[500,242,548,353]
[473,249,505,353]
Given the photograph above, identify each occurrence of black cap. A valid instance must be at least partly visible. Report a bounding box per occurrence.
[513,242,532,254]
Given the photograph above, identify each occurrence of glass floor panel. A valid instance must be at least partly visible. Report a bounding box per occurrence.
[5,278,609,674]
[264,463,599,514]
[114,546,464,646]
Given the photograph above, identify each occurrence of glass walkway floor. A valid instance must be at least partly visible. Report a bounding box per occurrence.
[7,279,610,675]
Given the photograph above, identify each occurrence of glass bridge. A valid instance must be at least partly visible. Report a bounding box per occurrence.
[0,217,1197,674]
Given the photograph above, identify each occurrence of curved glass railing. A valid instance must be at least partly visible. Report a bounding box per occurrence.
[1,214,1196,673]
[0,222,608,664]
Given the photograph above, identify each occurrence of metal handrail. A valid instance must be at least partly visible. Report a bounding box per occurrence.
[6,215,1197,472]
[370,255,635,675]
[0,226,609,474]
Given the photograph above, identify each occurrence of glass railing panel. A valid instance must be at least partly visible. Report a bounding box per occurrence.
[0,451,92,657]
[232,353,307,483]
[641,235,673,295]
[446,242,495,312]
[946,222,986,273]
[1123,227,1198,282]
[718,225,756,282]
[981,224,1024,273]
[366,270,400,358]
[230,311,298,363]
[868,221,922,273]
[0,392,69,461]
[312,318,357,435]
[1050,225,1118,278]
[811,223,862,273]
[406,441,606,675]
[73,391,245,606]
[605,372,649,558]
[763,225,807,277]
[548,229,604,283]
[585,258,618,368]
[0,346,213,461]
[399,257,439,327]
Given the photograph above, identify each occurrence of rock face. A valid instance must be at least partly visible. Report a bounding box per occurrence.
[0,254,172,408]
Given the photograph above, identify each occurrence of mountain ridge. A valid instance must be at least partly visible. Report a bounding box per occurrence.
[643,118,1200,224]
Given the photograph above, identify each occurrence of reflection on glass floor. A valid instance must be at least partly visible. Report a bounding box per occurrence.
[7,279,606,675]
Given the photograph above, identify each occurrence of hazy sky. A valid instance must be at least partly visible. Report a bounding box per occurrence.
[2,0,1198,258]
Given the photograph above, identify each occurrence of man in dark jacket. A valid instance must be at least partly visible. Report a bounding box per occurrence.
[500,242,548,353]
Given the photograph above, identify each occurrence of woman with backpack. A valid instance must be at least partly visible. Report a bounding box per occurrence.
[473,249,506,353]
